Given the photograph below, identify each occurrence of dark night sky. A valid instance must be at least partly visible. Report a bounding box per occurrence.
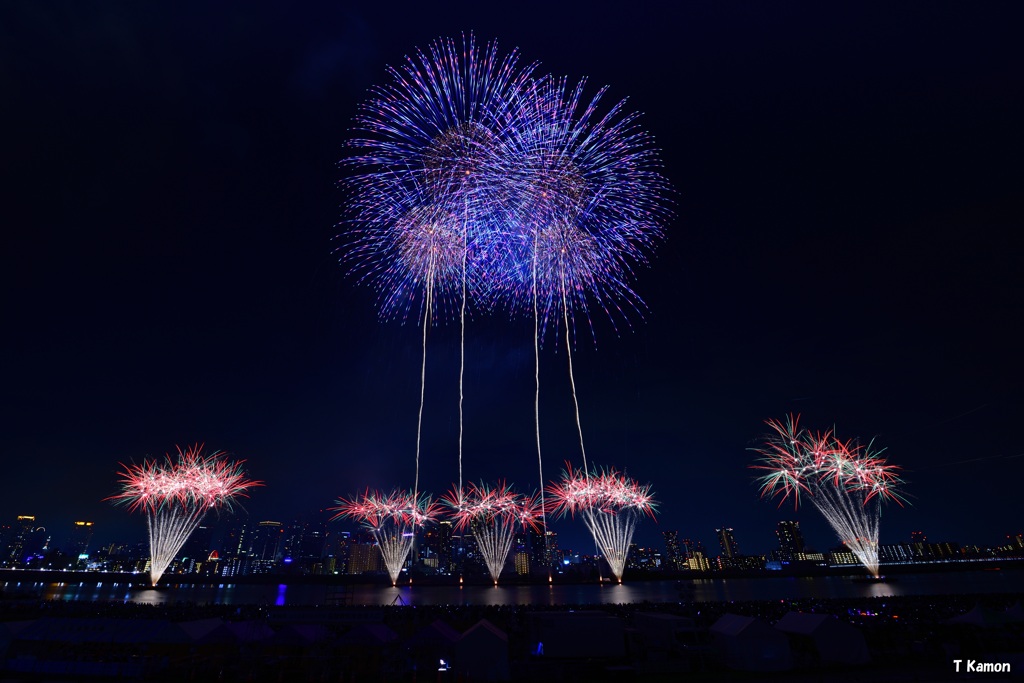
[2,2,1021,556]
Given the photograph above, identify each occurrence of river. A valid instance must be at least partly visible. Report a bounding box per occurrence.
[4,568,1022,607]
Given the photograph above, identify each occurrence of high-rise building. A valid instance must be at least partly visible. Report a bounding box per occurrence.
[776,521,805,554]
[67,521,95,558]
[686,551,711,572]
[662,530,684,570]
[529,528,558,571]
[513,531,530,575]
[418,526,441,571]
[528,527,546,569]
[249,521,283,573]
[180,525,213,564]
[544,531,559,566]
[282,518,328,574]
[626,545,662,571]
[437,521,454,574]
[680,538,704,559]
[5,516,45,565]
[716,527,739,558]
[348,542,382,575]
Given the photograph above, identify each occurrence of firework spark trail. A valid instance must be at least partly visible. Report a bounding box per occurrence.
[562,269,588,475]
[808,478,882,577]
[532,233,549,569]
[444,483,541,584]
[337,39,672,570]
[504,75,669,569]
[109,445,260,586]
[582,507,639,582]
[547,466,656,582]
[413,257,434,502]
[146,505,206,587]
[333,490,440,586]
[752,415,906,578]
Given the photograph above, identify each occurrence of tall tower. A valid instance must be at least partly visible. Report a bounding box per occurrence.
[662,530,684,570]
[6,516,43,565]
[249,521,283,574]
[715,527,739,558]
[437,520,454,574]
[776,521,805,554]
[68,521,95,558]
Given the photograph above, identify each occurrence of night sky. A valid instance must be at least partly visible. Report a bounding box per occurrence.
[2,2,1021,556]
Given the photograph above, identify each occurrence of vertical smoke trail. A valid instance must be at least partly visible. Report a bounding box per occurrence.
[458,209,467,497]
[532,228,549,571]
[413,255,435,504]
[562,274,588,476]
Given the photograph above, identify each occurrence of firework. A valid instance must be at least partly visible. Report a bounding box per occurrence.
[332,489,440,586]
[337,38,672,564]
[110,445,260,587]
[752,415,906,577]
[340,33,536,323]
[504,77,671,551]
[496,76,672,336]
[443,482,541,584]
[339,35,543,506]
[548,466,656,582]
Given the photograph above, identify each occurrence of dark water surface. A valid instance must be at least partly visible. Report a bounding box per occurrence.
[5,569,1022,607]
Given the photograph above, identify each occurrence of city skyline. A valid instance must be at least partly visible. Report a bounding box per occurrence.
[3,507,1020,571]
[2,4,1021,559]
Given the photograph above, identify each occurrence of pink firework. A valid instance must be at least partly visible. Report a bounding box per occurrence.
[442,482,541,584]
[547,465,656,582]
[751,415,906,577]
[547,465,656,519]
[332,489,440,586]
[109,444,261,586]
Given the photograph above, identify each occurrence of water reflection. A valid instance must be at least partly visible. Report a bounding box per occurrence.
[275,584,287,607]
[4,570,1022,607]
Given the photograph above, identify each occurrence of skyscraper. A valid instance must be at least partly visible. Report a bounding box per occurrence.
[529,527,558,572]
[715,527,739,558]
[513,531,530,575]
[662,530,684,571]
[776,521,805,554]
[437,520,454,574]
[249,521,283,574]
[5,516,45,565]
[347,542,383,574]
[67,521,95,558]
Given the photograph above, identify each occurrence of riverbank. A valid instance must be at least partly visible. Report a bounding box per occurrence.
[1,592,1021,681]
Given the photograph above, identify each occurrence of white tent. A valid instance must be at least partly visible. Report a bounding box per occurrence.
[456,619,509,682]
[775,611,870,665]
[710,613,792,672]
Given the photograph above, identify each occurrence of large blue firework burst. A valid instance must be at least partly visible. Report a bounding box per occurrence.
[337,35,673,338]
[495,76,673,341]
[339,34,536,323]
